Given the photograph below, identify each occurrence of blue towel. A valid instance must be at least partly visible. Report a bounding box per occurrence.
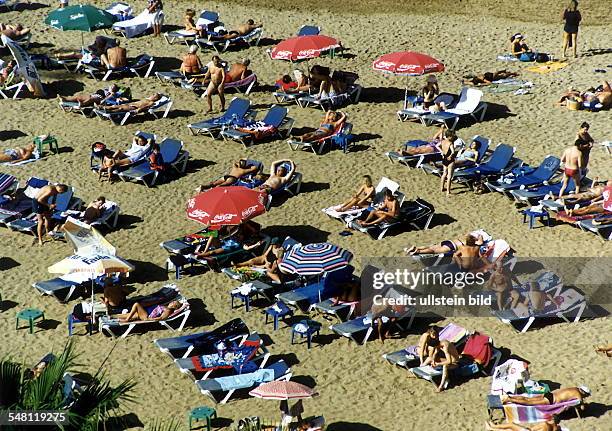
[216,368,274,391]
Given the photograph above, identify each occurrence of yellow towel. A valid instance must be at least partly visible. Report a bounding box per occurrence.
[526,61,568,74]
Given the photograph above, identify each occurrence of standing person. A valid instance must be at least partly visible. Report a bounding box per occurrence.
[577,122,594,178]
[562,0,582,58]
[558,140,583,198]
[420,75,439,109]
[33,184,68,246]
[204,56,226,113]
[439,130,458,197]
[147,0,164,37]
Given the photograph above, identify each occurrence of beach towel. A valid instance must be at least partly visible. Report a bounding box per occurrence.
[191,339,260,372]
[503,398,581,424]
[497,54,520,62]
[461,334,492,366]
[0,173,16,194]
[215,368,274,391]
[526,61,568,74]
[236,122,276,140]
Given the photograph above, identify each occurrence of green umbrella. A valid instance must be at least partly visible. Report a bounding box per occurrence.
[45,4,116,32]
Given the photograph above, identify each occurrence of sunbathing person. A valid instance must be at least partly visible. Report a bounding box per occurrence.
[501,386,591,406]
[454,139,481,167]
[420,75,439,108]
[331,279,361,305]
[336,175,374,212]
[0,60,16,85]
[101,39,127,69]
[510,33,535,61]
[0,143,36,164]
[405,230,491,256]
[594,343,612,357]
[58,89,108,107]
[192,227,242,259]
[0,23,30,39]
[180,45,203,76]
[256,159,296,193]
[293,111,346,143]
[51,196,107,236]
[225,58,251,83]
[101,278,126,308]
[99,135,152,181]
[276,69,310,93]
[508,280,557,314]
[463,70,519,86]
[310,65,332,99]
[234,237,283,269]
[485,263,513,310]
[591,80,612,108]
[209,19,262,40]
[485,418,560,431]
[417,326,440,366]
[565,179,612,216]
[424,338,460,392]
[395,125,448,156]
[116,300,182,323]
[452,235,484,271]
[197,159,259,191]
[356,188,399,228]
[98,94,163,113]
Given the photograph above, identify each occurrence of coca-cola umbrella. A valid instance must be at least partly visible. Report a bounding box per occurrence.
[186,186,267,227]
[372,51,445,109]
[269,34,341,62]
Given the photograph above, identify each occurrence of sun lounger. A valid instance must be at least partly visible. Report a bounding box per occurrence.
[330,306,416,345]
[195,359,290,404]
[297,71,361,111]
[93,94,172,126]
[164,11,220,45]
[420,88,488,130]
[493,287,587,332]
[487,394,583,424]
[189,73,257,97]
[287,120,353,155]
[452,144,518,186]
[311,298,358,322]
[117,138,188,187]
[397,92,458,122]
[33,273,92,303]
[196,27,263,54]
[510,177,581,204]
[187,97,252,138]
[58,100,97,117]
[174,333,269,380]
[154,318,249,360]
[219,105,294,148]
[383,322,469,368]
[0,177,49,226]
[0,173,18,197]
[80,54,155,81]
[347,197,435,240]
[99,295,190,338]
[112,9,159,38]
[419,135,491,175]
[576,217,612,240]
[0,71,26,100]
[485,155,561,196]
[297,25,321,36]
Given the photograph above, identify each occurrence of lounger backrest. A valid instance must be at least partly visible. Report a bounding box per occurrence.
[434,93,457,108]
[454,87,483,113]
[0,173,17,195]
[159,138,183,164]
[297,25,321,36]
[244,159,263,175]
[225,97,251,120]
[484,144,514,170]
[394,191,406,207]
[54,188,74,212]
[262,105,288,128]
[282,236,301,252]
[267,359,289,378]
[530,155,560,182]
[199,10,219,23]
[472,135,491,162]
[375,177,400,195]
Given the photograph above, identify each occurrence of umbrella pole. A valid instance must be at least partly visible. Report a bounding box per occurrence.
[91,277,95,335]
[404,77,409,110]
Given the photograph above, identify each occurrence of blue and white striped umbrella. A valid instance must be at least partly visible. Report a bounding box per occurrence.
[279,242,352,275]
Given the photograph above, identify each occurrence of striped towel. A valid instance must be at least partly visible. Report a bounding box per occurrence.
[0,173,16,194]
[503,399,581,424]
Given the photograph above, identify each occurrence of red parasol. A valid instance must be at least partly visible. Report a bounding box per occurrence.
[372,51,445,76]
[186,186,267,227]
[270,35,341,62]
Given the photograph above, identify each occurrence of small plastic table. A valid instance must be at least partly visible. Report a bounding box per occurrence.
[33,135,59,156]
[291,319,321,349]
[16,308,45,334]
[188,406,217,431]
[265,301,293,330]
[521,209,551,229]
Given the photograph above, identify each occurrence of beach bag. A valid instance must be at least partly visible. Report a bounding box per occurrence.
[461,333,493,366]
[535,53,550,63]
[331,133,354,153]
[519,52,535,62]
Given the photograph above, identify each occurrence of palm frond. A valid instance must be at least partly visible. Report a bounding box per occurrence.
[146,417,183,431]
[0,359,26,408]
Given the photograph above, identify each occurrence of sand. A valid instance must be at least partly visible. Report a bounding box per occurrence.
[1,1,611,430]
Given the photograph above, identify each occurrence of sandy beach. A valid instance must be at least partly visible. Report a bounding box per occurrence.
[1,0,611,429]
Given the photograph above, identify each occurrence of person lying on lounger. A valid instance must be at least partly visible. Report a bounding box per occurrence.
[565,179,612,216]
[0,143,35,164]
[405,230,491,255]
[485,417,560,431]
[508,281,557,314]
[209,19,262,40]
[98,93,163,113]
[355,188,399,228]
[395,125,448,156]
[58,89,114,107]
[336,175,374,212]
[0,23,30,39]
[99,135,152,181]
[197,159,260,191]
[225,58,251,83]
[256,159,296,193]
[423,338,461,392]
[234,236,283,269]
[501,386,591,406]
[50,196,108,237]
[463,70,519,86]
[116,300,182,323]
[454,138,480,167]
[293,111,346,143]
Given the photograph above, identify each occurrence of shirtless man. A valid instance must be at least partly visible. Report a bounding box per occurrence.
[356,189,399,227]
[486,263,512,310]
[101,278,126,308]
[0,23,30,39]
[566,179,612,217]
[257,159,296,193]
[225,58,250,83]
[237,19,262,35]
[179,45,203,76]
[588,80,612,108]
[558,140,583,198]
[424,339,460,392]
[452,235,483,271]
[100,94,162,113]
[196,159,259,191]
[101,40,127,69]
[59,89,109,107]
[0,143,36,164]
[204,56,226,113]
[33,184,68,246]
[485,418,560,431]
[462,70,519,86]
[501,386,590,406]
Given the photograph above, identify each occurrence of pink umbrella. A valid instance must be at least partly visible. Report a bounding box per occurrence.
[249,381,318,400]
[270,35,341,62]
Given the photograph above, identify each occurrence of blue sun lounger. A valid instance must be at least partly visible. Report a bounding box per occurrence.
[154,318,250,360]
[196,27,264,54]
[297,25,321,36]
[453,144,518,187]
[219,105,294,148]
[577,217,612,240]
[485,155,561,196]
[419,135,491,176]
[510,177,581,204]
[93,95,173,126]
[187,97,252,138]
[196,359,290,404]
[7,187,80,234]
[0,177,49,226]
[330,308,416,345]
[117,138,188,187]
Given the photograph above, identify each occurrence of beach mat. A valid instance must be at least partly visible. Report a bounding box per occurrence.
[526,62,568,74]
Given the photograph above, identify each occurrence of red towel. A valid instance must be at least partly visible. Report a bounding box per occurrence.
[461,333,492,366]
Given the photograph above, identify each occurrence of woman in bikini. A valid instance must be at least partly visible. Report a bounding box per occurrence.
[463,70,519,86]
[336,175,374,212]
[439,130,458,196]
[294,110,346,143]
[454,139,481,167]
[0,143,36,164]
[116,300,181,323]
[396,124,448,156]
